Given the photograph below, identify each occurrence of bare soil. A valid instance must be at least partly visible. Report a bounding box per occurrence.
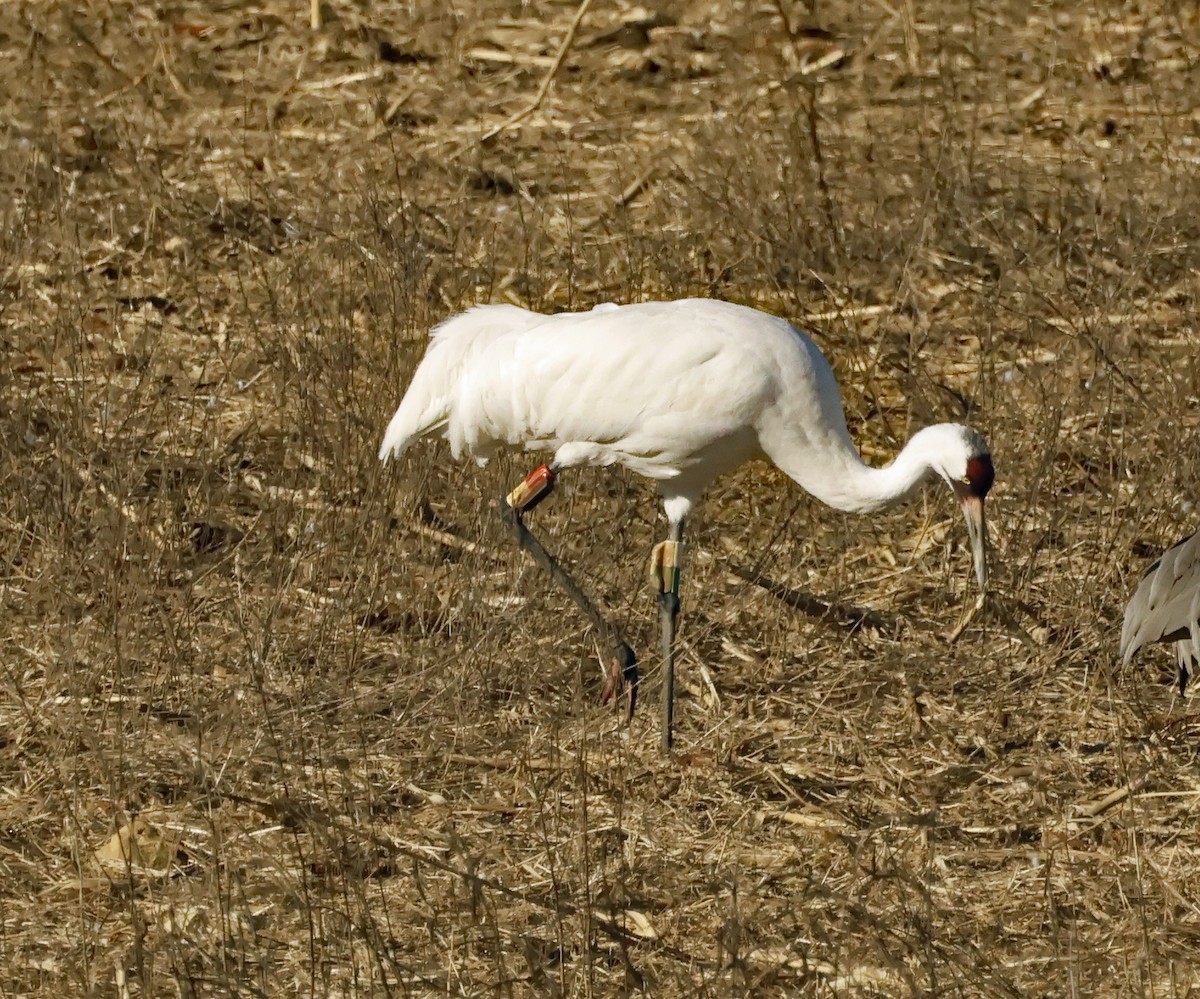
[3,1,1200,995]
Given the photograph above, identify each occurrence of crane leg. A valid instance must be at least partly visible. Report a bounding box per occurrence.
[499,464,639,720]
[650,520,685,752]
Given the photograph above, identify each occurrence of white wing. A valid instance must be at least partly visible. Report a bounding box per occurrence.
[383,299,840,482]
[451,302,777,476]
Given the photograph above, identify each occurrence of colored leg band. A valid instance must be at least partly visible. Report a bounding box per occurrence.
[506,464,556,512]
[650,540,684,595]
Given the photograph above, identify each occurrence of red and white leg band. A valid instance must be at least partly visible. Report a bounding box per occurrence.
[506,464,556,512]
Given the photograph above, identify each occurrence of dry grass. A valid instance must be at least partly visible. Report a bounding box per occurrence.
[3,0,1200,995]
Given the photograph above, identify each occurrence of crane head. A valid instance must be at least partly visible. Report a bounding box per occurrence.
[898,423,993,593]
[950,450,993,592]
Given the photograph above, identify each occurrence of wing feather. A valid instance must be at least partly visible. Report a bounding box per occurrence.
[379,304,552,461]
[1122,531,1200,665]
[452,302,781,478]
[382,299,833,494]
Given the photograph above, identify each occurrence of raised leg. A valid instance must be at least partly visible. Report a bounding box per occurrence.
[649,520,685,752]
[499,464,638,720]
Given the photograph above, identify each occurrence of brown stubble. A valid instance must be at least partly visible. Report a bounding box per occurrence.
[1,1,1199,995]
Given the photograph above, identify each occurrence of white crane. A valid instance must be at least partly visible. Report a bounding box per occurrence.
[379,298,994,750]
[1121,529,1200,694]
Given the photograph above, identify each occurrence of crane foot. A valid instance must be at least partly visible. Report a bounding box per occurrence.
[599,643,639,722]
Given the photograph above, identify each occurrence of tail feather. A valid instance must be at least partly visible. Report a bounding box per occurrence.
[378,303,543,463]
[378,400,447,462]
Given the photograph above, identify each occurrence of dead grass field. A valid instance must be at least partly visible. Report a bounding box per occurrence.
[3,0,1200,995]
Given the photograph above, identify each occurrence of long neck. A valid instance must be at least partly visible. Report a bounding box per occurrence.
[763,425,941,515]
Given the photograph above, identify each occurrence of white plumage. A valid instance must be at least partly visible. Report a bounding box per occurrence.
[380,299,993,534]
[380,301,783,502]
[1121,530,1200,691]
[380,298,994,749]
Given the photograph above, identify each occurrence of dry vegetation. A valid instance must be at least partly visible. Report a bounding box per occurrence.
[3,0,1200,995]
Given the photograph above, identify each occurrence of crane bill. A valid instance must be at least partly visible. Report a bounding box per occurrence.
[960,495,988,592]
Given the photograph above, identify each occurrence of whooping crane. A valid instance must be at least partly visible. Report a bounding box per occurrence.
[380,298,994,751]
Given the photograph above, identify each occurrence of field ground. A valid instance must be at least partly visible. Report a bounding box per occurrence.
[3,1,1200,995]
